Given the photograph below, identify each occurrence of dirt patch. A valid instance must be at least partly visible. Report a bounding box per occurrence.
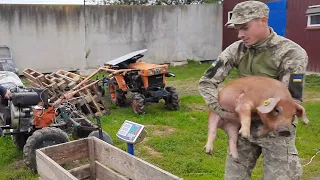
[144,125,175,136]
[12,160,25,169]
[304,98,320,103]
[166,79,199,96]
[144,146,163,157]
[153,128,175,136]
[166,78,227,97]
[304,92,320,100]
[142,137,150,142]
[139,136,163,158]
[186,104,208,112]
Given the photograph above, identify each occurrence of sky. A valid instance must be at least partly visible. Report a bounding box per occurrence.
[0,0,95,4]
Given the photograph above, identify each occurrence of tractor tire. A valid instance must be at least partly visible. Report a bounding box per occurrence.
[132,92,145,114]
[164,86,180,110]
[88,130,113,145]
[13,133,30,151]
[108,81,126,106]
[98,85,106,96]
[23,127,69,173]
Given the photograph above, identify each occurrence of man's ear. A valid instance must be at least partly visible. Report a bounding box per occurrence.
[259,17,268,26]
[256,98,280,114]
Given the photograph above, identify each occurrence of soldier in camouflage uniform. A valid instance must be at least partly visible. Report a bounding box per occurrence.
[198,1,308,180]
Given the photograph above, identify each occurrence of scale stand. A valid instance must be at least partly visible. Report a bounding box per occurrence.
[116,120,147,156]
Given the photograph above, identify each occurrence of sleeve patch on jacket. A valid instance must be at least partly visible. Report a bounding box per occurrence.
[288,74,304,99]
[203,60,224,79]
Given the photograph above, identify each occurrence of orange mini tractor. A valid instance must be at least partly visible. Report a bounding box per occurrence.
[100,49,180,114]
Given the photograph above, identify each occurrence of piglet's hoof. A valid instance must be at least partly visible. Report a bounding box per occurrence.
[229,152,240,163]
[238,128,250,139]
[232,157,240,163]
[204,144,213,155]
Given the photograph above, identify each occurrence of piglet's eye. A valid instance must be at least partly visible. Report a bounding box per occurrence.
[274,107,280,113]
[272,107,281,115]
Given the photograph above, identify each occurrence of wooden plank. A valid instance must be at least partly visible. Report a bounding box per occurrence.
[88,138,96,180]
[95,161,127,180]
[68,82,77,88]
[44,75,59,89]
[54,78,68,90]
[68,164,90,180]
[81,84,102,115]
[23,68,45,83]
[24,73,39,83]
[36,150,78,180]
[92,137,183,180]
[40,139,88,165]
[79,92,94,117]
[26,79,41,87]
[91,95,102,103]
[56,70,82,82]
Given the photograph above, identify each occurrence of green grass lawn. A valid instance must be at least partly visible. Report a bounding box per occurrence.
[1,61,320,179]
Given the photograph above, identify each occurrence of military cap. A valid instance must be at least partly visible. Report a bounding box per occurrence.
[225,1,270,26]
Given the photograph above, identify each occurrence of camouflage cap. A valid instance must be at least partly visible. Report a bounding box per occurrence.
[225,1,270,26]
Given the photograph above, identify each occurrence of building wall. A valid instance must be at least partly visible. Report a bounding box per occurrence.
[0,4,223,74]
[0,5,85,73]
[286,0,320,72]
[84,4,223,68]
[222,0,243,51]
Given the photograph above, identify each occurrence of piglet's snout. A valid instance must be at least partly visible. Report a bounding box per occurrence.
[277,127,291,137]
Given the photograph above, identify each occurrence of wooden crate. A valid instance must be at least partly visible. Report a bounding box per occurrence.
[36,137,183,180]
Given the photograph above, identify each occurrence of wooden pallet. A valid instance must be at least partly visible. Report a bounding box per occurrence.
[22,68,108,118]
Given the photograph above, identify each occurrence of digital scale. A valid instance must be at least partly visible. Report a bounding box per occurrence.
[116,120,147,155]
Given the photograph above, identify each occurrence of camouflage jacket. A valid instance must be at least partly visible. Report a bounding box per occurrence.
[198,28,308,111]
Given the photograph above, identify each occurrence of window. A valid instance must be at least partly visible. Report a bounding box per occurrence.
[308,14,320,26]
[306,5,320,27]
[227,11,235,28]
[228,11,233,22]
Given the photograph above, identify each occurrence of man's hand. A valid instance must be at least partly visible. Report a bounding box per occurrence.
[4,89,11,99]
[213,105,226,117]
[214,105,238,120]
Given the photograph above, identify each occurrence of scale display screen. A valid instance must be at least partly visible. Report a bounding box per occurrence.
[116,120,145,144]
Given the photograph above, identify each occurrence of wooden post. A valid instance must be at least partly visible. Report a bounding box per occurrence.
[88,138,96,180]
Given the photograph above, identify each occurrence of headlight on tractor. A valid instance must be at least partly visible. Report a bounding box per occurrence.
[148,69,153,75]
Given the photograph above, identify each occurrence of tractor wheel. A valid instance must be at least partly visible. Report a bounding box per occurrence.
[164,86,180,110]
[98,85,106,96]
[132,92,145,114]
[88,130,113,145]
[23,127,69,173]
[108,81,126,106]
[13,133,30,151]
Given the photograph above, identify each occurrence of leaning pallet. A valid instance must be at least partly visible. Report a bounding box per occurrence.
[22,68,109,118]
[36,137,183,180]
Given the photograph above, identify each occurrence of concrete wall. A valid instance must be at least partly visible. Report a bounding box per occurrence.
[0,4,222,74]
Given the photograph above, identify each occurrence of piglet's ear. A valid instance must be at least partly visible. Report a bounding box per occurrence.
[296,103,309,124]
[256,98,280,114]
